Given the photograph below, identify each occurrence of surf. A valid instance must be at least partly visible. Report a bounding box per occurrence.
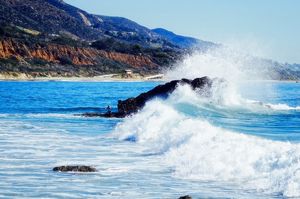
[113,46,300,197]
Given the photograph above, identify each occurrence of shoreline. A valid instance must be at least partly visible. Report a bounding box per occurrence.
[0,74,166,82]
[0,74,298,83]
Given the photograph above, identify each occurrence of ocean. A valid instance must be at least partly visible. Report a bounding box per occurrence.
[0,80,300,198]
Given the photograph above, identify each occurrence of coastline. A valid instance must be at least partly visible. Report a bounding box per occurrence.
[0,74,166,82]
[0,73,298,83]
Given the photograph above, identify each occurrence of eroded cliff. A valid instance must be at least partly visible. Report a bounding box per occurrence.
[0,38,161,78]
[0,39,157,67]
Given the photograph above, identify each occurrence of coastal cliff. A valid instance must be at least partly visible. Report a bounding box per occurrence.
[0,39,157,67]
[0,37,167,78]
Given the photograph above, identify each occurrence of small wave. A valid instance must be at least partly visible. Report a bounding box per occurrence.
[25,113,79,119]
[265,103,300,111]
[245,100,300,112]
[0,107,111,119]
[0,113,80,119]
[0,114,11,117]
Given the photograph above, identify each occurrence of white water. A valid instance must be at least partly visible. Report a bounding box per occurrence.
[114,47,300,197]
[0,75,299,198]
[165,45,276,82]
[114,87,300,197]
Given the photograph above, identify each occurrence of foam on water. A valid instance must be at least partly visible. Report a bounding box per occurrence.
[114,85,300,197]
[164,45,299,112]
[115,45,300,197]
[265,103,300,111]
[0,118,169,198]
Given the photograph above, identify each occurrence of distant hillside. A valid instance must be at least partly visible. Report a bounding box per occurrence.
[0,0,101,40]
[273,62,300,80]
[0,23,182,78]
[0,0,179,49]
[153,28,216,49]
[0,0,299,80]
[0,0,187,78]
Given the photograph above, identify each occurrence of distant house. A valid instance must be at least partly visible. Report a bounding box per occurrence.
[124,69,133,75]
[122,69,133,78]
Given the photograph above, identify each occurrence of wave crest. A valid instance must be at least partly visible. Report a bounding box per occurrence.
[114,83,300,197]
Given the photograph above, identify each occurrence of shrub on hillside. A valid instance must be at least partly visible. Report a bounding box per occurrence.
[29,58,49,66]
[91,38,142,54]
[58,56,73,65]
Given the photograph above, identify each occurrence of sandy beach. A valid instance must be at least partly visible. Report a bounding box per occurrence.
[0,73,165,82]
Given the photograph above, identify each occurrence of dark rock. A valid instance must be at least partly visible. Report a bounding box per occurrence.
[117,76,213,115]
[79,76,214,118]
[53,165,97,172]
[178,195,192,199]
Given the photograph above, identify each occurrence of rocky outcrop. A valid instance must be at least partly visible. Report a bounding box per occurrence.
[53,165,97,172]
[80,77,214,118]
[0,39,157,68]
[117,76,213,115]
[178,195,192,199]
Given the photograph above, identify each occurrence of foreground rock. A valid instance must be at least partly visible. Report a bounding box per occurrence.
[53,165,97,172]
[178,196,192,199]
[80,76,214,118]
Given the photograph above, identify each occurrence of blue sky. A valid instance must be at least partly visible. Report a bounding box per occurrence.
[65,0,300,63]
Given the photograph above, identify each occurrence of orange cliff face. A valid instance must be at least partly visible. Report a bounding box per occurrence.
[0,39,158,68]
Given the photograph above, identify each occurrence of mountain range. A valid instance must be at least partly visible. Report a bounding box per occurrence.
[0,0,299,79]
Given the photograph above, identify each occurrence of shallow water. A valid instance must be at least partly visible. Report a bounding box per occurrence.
[0,81,299,198]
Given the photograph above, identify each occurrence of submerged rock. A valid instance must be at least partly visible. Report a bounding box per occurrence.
[77,112,125,118]
[80,76,214,118]
[53,165,97,172]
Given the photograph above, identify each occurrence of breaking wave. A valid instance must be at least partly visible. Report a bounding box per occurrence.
[114,46,300,197]
[114,84,300,197]
[165,45,276,82]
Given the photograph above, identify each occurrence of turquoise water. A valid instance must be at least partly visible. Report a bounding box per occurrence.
[0,81,300,198]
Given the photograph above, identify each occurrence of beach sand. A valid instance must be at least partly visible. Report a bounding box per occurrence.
[0,73,165,82]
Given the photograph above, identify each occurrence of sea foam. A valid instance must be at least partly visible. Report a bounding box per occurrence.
[115,45,300,197]
[114,85,300,197]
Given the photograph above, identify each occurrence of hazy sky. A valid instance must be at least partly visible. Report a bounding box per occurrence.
[65,0,300,63]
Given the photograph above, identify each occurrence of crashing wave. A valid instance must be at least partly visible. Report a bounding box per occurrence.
[114,46,300,197]
[113,82,300,197]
